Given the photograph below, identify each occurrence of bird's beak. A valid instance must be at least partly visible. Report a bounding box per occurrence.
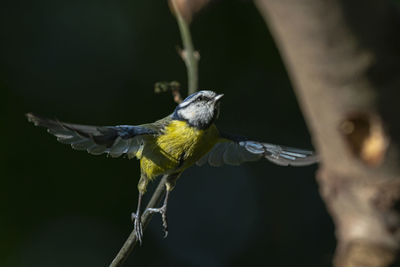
[213,94,224,102]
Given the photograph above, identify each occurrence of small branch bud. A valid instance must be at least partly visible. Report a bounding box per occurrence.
[154,81,183,104]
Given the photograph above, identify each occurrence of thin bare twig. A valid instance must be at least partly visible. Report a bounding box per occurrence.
[171,0,199,95]
[109,1,199,265]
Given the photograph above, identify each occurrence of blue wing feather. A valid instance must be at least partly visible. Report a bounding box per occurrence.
[26,113,157,158]
[197,131,318,167]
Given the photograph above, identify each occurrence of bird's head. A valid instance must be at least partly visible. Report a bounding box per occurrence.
[172,90,224,129]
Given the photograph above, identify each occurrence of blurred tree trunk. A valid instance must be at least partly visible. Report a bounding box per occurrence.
[255,0,400,266]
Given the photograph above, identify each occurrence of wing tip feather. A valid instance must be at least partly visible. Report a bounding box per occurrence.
[26,112,40,126]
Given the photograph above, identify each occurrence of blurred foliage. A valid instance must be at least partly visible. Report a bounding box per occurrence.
[1,0,334,266]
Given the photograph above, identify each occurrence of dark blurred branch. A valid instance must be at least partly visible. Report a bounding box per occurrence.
[109,1,200,266]
[255,0,400,266]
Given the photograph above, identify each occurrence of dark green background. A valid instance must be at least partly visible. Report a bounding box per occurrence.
[1,0,335,266]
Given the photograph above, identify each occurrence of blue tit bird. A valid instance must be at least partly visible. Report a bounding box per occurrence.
[26,90,318,243]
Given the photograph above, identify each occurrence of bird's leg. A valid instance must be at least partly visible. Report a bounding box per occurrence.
[144,189,170,237]
[131,192,144,244]
[131,175,148,245]
[143,173,179,238]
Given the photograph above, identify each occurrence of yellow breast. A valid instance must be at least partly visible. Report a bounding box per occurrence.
[140,120,219,180]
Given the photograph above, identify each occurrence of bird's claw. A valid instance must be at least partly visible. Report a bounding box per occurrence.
[131,212,144,245]
[144,205,168,238]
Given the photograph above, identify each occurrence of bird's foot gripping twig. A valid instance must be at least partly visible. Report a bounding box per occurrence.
[143,204,168,237]
[131,212,144,245]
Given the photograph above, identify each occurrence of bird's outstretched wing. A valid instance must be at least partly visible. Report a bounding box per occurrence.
[197,132,318,167]
[26,113,160,158]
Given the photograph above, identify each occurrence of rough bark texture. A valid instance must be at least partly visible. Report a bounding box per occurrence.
[254,0,400,266]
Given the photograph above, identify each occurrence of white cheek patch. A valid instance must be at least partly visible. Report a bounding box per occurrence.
[180,104,198,120]
[177,101,216,128]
